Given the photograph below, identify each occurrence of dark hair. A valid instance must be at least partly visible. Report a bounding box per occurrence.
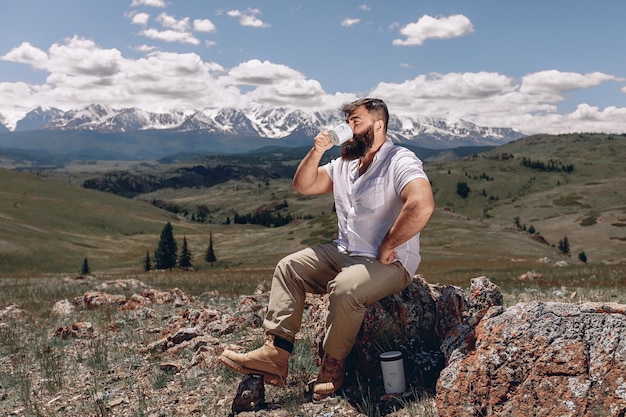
[340,98,389,133]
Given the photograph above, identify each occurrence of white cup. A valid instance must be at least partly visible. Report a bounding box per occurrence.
[380,351,406,394]
[328,122,353,146]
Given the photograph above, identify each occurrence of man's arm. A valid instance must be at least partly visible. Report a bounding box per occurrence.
[293,131,334,195]
[378,177,435,264]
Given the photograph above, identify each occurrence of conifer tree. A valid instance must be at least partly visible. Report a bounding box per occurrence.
[155,222,178,270]
[81,257,90,275]
[179,236,194,270]
[558,236,570,255]
[456,181,470,199]
[144,250,152,272]
[205,232,217,267]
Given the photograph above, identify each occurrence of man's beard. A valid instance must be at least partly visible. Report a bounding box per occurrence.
[341,125,375,160]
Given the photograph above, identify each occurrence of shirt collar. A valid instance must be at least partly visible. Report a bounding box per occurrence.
[371,138,394,163]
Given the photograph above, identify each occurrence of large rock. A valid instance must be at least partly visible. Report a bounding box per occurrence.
[436,301,626,417]
[310,275,502,391]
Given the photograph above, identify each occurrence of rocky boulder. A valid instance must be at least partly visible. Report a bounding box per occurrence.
[310,275,503,392]
[436,301,626,417]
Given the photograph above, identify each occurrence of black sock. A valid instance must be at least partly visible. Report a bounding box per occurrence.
[273,336,294,353]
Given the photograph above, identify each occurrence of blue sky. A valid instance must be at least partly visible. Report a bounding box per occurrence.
[1,0,625,134]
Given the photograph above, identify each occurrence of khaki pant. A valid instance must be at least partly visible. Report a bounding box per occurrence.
[264,243,412,360]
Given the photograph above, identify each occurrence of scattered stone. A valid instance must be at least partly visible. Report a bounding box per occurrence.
[107,395,130,409]
[119,293,153,310]
[51,299,76,315]
[159,361,183,374]
[146,327,200,353]
[96,278,147,290]
[140,288,193,306]
[52,322,95,339]
[79,291,127,308]
[0,304,26,321]
[231,375,265,414]
[70,288,193,311]
[519,270,542,280]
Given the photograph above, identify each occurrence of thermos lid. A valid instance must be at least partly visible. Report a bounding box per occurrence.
[379,351,403,361]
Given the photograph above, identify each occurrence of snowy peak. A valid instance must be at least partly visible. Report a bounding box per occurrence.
[49,104,116,130]
[15,106,66,131]
[179,108,257,135]
[388,114,518,146]
[105,108,186,132]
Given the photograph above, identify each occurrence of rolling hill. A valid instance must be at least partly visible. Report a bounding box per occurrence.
[0,133,624,287]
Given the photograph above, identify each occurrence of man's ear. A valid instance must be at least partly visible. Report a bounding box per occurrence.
[375,120,384,132]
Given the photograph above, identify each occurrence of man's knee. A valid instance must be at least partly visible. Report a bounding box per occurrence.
[328,279,362,310]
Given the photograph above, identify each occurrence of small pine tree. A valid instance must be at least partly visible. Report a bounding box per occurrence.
[154,222,178,270]
[578,251,587,264]
[179,236,194,270]
[558,236,570,255]
[144,250,152,272]
[205,232,217,267]
[456,182,470,199]
[81,257,91,275]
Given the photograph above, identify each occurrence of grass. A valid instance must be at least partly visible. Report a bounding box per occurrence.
[1,262,625,416]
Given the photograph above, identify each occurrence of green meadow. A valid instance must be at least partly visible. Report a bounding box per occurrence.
[1,133,625,307]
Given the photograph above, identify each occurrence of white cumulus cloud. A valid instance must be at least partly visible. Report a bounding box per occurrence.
[193,19,217,33]
[140,28,199,45]
[520,70,616,94]
[227,59,305,86]
[2,42,49,69]
[130,12,150,26]
[393,14,474,46]
[341,18,361,27]
[130,0,166,8]
[227,8,270,28]
[156,13,190,32]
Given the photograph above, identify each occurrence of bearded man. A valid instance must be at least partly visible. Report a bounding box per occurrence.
[219,98,435,399]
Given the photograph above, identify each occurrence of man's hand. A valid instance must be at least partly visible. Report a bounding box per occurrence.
[378,244,397,265]
[376,177,435,265]
[313,131,334,154]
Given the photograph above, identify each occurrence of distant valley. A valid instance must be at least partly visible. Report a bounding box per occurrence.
[0,132,624,281]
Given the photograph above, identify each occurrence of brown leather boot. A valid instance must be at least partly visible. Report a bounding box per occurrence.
[312,354,345,400]
[219,340,289,387]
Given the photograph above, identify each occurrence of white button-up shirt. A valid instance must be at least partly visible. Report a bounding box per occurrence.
[323,139,429,275]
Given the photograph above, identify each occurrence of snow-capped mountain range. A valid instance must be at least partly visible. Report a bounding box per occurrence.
[0,104,524,154]
[7,104,523,143]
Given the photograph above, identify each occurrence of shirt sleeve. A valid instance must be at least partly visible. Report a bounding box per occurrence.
[392,149,428,195]
[322,158,336,180]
